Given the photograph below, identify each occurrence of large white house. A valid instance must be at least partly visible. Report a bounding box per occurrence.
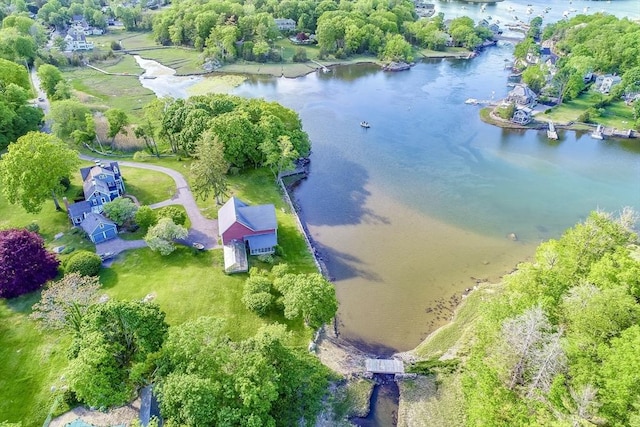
[64,29,95,51]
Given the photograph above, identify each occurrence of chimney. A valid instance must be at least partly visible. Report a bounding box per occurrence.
[63,197,70,212]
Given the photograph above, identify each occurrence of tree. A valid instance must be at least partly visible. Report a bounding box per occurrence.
[36,64,63,98]
[599,325,640,424]
[261,135,298,182]
[0,81,43,149]
[144,218,188,255]
[0,131,79,213]
[242,275,274,315]
[191,132,229,204]
[103,197,138,227]
[64,250,103,276]
[49,100,92,141]
[274,273,338,328]
[0,57,30,89]
[522,65,546,94]
[30,273,101,332]
[105,108,129,144]
[0,228,59,299]
[67,300,168,408]
[135,205,157,229]
[158,206,187,226]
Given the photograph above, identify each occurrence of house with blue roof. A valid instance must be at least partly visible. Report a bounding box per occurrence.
[65,161,126,243]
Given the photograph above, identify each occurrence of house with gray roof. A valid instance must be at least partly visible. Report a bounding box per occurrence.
[80,213,118,243]
[65,161,126,243]
[506,84,537,107]
[219,197,278,256]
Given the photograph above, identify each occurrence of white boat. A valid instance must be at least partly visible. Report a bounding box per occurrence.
[360,121,370,128]
[465,98,479,105]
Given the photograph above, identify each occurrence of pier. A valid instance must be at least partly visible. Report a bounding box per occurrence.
[547,121,558,140]
[310,59,329,73]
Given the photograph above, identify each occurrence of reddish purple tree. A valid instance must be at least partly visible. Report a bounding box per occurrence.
[0,228,59,298]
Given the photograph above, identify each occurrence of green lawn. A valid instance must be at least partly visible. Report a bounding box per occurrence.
[121,166,176,205]
[0,300,72,426]
[99,247,309,343]
[539,92,635,129]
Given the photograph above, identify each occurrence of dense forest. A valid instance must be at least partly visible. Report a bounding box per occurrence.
[461,210,640,426]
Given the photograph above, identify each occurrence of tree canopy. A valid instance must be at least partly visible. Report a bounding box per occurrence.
[67,299,168,408]
[0,228,59,299]
[156,319,332,426]
[462,210,640,426]
[0,131,79,213]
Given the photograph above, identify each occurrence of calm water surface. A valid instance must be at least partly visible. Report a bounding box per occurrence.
[232,50,640,353]
[136,0,640,353]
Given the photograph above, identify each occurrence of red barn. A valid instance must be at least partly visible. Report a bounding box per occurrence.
[218,197,278,255]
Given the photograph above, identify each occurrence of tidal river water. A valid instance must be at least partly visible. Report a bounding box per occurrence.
[232,55,640,353]
[136,1,640,355]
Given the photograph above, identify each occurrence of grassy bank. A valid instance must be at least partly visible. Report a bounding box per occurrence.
[397,285,502,426]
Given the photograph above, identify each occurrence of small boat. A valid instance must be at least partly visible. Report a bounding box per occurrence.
[465,98,479,105]
[360,121,370,128]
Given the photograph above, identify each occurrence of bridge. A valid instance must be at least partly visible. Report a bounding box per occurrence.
[494,34,526,43]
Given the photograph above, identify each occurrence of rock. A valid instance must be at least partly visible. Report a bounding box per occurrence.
[308,341,317,353]
[54,232,64,240]
[53,245,65,254]
[507,232,518,241]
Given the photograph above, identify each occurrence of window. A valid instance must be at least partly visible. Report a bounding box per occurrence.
[100,223,104,228]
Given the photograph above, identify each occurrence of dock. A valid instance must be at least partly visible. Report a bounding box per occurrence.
[591,124,604,140]
[310,59,329,73]
[546,121,558,140]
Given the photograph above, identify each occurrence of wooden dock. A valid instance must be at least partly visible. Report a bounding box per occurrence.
[310,59,329,73]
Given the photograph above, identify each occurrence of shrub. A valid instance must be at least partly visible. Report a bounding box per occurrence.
[242,275,274,315]
[293,48,308,63]
[65,250,102,276]
[135,205,157,229]
[0,229,59,298]
[158,206,187,226]
[110,41,122,51]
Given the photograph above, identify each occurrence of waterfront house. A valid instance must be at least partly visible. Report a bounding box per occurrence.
[219,197,278,255]
[64,29,95,51]
[65,161,126,243]
[512,107,532,125]
[507,84,537,107]
[594,74,622,95]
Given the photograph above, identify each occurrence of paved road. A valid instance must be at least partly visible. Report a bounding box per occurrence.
[80,155,220,250]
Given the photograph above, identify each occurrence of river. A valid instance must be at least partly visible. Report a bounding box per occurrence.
[135,1,640,355]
